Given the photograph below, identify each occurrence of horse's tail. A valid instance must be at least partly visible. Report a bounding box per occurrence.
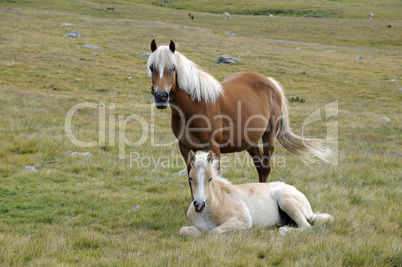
[267,77,331,165]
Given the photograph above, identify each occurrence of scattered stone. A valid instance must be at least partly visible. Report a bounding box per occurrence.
[66,151,93,157]
[215,55,240,64]
[34,164,41,169]
[324,50,336,53]
[399,88,402,91]
[228,33,237,37]
[117,47,123,50]
[268,14,274,18]
[174,169,187,176]
[387,79,397,82]
[378,117,391,122]
[23,166,38,172]
[92,53,97,56]
[6,7,13,10]
[63,30,81,38]
[388,25,392,28]
[46,160,59,164]
[354,56,364,59]
[296,48,301,50]
[131,205,141,211]
[128,76,132,79]
[140,52,150,58]
[274,40,293,45]
[83,44,99,49]
[61,23,75,26]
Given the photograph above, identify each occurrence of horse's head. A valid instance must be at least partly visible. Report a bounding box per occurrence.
[187,150,216,213]
[147,39,177,109]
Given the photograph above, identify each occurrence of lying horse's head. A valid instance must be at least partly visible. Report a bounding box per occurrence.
[147,39,177,109]
[187,150,217,213]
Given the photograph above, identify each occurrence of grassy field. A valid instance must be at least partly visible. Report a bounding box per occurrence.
[0,0,401,266]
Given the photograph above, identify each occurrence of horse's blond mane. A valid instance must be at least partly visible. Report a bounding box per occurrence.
[147,45,223,103]
[193,151,232,184]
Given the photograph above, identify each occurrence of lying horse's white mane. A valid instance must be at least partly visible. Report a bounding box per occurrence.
[147,45,223,103]
[193,151,232,184]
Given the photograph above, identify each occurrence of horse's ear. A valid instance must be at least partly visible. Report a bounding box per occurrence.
[188,150,196,165]
[151,39,157,52]
[207,151,214,164]
[169,40,175,53]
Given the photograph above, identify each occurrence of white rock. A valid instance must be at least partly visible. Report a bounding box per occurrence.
[378,117,391,122]
[24,166,38,172]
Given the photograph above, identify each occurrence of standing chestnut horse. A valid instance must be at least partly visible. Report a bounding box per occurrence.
[147,39,330,183]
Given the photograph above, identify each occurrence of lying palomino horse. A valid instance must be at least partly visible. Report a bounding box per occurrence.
[147,39,331,183]
[180,151,334,235]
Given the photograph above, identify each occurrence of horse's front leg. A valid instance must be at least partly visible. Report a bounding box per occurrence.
[211,217,250,234]
[208,140,221,172]
[179,143,194,199]
[180,226,202,236]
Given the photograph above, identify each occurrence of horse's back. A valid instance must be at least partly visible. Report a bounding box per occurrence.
[220,72,283,114]
[222,72,270,89]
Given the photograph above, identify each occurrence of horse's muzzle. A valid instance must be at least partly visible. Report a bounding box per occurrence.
[154,91,169,109]
[193,200,206,213]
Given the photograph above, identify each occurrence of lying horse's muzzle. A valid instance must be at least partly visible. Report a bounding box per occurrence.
[193,200,206,213]
[154,91,169,109]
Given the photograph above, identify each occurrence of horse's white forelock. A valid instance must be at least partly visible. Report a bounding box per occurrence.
[147,46,177,77]
[193,151,231,184]
[147,45,223,103]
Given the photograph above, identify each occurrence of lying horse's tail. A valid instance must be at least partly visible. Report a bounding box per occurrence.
[267,77,332,165]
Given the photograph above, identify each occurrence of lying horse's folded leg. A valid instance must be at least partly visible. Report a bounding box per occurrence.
[211,217,251,234]
[180,226,202,236]
[276,191,313,229]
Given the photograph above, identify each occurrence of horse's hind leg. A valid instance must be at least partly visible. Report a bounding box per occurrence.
[247,145,263,182]
[260,114,283,182]
[276,189,312,230]
[260,135,274,183]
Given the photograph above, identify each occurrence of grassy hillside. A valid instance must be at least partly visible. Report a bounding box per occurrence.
[0,0,401,266]
[142,0,402,20]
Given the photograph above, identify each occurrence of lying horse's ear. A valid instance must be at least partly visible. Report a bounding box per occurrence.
[151,39,157,52]
[169,40,175,53]
[188,150,196,165]
[207,151,214,164]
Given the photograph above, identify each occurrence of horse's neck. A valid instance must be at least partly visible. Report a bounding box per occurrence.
[207,179,228,209]
[170,87,202,117]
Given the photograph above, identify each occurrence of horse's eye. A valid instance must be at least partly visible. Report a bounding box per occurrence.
[150,66,154,72]
[172,67,176,72]
[189,177,193,183]
[208,177,212,182]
